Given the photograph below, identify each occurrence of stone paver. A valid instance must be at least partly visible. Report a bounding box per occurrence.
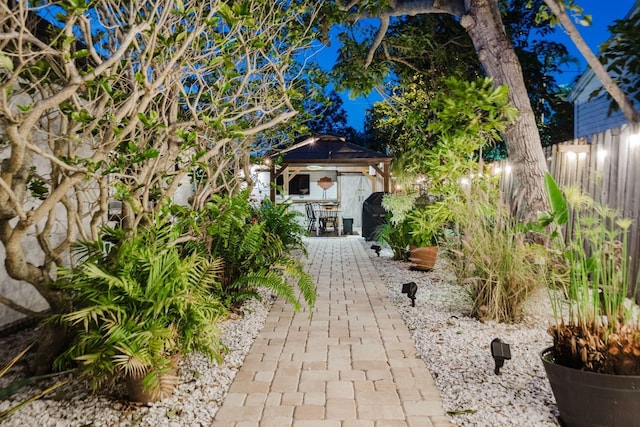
[212,238,453,426]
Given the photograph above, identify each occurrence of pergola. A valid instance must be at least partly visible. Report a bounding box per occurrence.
[268,134,392,203]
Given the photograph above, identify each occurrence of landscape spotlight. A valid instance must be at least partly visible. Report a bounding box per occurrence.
[401,282,418,307]
[491,338,511,375]
[371,245,381,256]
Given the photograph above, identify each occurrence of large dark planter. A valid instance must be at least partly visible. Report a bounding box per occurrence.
[541,346,640,427]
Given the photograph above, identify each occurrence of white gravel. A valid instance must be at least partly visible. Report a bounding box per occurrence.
[0,293,274,427]
[0,239,561,426]
[365,243,561,427]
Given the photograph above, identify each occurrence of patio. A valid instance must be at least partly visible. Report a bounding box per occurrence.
[263,134,392,235]
[213,237,453,426]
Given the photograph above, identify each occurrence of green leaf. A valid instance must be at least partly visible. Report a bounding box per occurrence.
[0,54,13,72]
[543,172,568,225]
[135,71,145,85]
[71,109,94,124]
[217,3,238,26]
[71,49,90,59]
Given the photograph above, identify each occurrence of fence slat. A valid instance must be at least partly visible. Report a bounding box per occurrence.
[498,124,640,301]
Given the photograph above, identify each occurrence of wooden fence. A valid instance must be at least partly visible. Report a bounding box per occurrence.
[498,123,640,299]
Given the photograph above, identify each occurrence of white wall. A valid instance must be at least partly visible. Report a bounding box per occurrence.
[250,168,375,233]
[338,174,372,228]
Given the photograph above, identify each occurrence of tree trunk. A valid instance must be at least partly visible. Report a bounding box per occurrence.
[460,0,550,219]
[32,324,69,375]
[543,0,640,124]
[359,0,551,218]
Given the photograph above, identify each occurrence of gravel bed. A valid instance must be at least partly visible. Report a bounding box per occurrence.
[365,243,561,427]
[1,239,562,426]
[0,292,274,427]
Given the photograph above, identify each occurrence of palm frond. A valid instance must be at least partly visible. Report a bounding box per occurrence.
[240,269,301,311]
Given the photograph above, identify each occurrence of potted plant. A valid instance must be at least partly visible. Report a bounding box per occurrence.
[50,217,227,402]
[374,218,413,261]
[537,173,640,426]
[405,206,443,271]
[377,192,417,261]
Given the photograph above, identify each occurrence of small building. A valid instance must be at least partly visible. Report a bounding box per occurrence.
[252,134,391,233]
[568,69,637,138]
[568,3,640,138]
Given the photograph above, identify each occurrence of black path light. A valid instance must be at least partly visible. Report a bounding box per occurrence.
[370,244,381,256]
[401,282,418,307]
[491,338,512,375]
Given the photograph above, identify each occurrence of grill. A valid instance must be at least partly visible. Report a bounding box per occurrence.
[362,192,387,241]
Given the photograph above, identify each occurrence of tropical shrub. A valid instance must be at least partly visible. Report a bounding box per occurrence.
[537,173,640,374]
[374,219,412,261]
[446,179,547,323]
[376,77,518,261]
[405,205,447,248]
[50,218,227,393]
[250,198,308,253]
[375,77,536,321]
[176,190,316,311]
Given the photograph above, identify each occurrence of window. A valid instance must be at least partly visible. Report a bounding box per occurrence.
[276,174,309,195]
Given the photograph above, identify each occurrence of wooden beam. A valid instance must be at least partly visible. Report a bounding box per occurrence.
[383,161,390,192]
[269,162,276,202]
[557,144,590,154]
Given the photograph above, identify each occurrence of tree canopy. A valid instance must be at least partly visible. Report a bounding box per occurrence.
[597,7,640,115]
[0,0,322,315]
[322,0,555,218]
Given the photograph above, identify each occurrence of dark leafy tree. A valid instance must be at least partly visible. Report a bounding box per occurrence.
[351,2,574,157]
[597,8,640,116]
[304,90,351,135]
[319,0,604,218]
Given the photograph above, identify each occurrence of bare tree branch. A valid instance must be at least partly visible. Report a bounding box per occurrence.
[543,0,640,123]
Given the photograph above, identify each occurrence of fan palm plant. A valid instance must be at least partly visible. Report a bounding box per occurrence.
[50,218,227,399]
[176,190,316,312]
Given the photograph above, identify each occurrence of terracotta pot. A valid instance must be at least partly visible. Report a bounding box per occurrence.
[408,246,438,271]
[541,346,640,427]
[126,358,180,403]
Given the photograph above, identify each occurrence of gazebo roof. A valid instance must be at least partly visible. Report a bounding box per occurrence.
[275,134,391,164]
[267,134,392,200]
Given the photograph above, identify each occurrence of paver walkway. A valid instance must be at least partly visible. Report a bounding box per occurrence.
[213,238,452,427]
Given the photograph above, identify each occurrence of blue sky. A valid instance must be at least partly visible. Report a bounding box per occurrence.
[552,0,636,84]
[326,1,637,131]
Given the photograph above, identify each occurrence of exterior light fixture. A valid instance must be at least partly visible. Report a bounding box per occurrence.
[401,282,418,307]
[371,244,381,257]
[491,338,511,375]
[598,149,608,160]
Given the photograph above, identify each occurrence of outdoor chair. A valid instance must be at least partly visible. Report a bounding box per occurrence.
[305,202,318,234]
